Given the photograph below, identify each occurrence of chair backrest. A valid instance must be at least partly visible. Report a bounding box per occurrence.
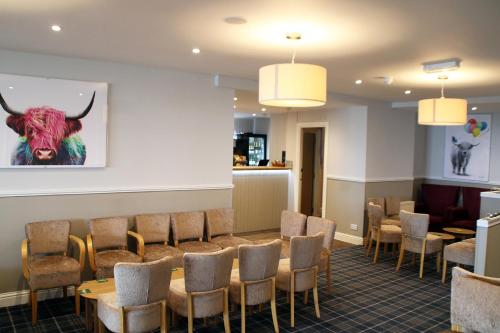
[451,267,500,332]
[171,211,205,242]
[280,210,307,239]
[238,239,282,282]
[306,216,336,251]
[385,197,401,216]
[462,187,484,221]
[421,184,460,216]
[399,210,429,239]
[135,213,170,244]
[367,197,386,214]
[368,203,384,229]
[114,256,173,307]
[205,208,234,239]
[290,233,324,271]
[89,217,129,251]
[25,220,70,256]
[183,247,234,293]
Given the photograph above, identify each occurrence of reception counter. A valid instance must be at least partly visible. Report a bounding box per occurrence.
[232,167,291,233]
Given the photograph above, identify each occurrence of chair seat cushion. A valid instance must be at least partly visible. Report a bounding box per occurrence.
[168,278,224,318]
[143,244,183,267]
[382,218,401,227]
[276,259,315,292]
[95,250,142,279]
[29,255,80,291]
[448,219,476,230]
[210,235,252,252]
[444,241,475,266]
[373,225,402,243]
[404,233,443,254]
[463,238,476,244]
[229,269,272,306]
[98,292,162,333]
[177,241,222,254]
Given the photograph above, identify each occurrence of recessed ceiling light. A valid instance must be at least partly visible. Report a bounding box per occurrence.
[472,106,478,111]
[192,48,200,54]
[355,79,362,85]
[261,108,266,112]
[8,86,14,90]
[252,113,256,117]
[233,97,238,101]
[51,25,62,32]
[223,17,247,25]
[404,90,412,95]
[79,92,84,96]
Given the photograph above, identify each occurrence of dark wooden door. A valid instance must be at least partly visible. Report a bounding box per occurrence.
[300,132,316,215]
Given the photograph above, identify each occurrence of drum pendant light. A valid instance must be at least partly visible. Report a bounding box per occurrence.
[259,33,327,108]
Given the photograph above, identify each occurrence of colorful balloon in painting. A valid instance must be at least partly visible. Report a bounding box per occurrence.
[464,118,488,137]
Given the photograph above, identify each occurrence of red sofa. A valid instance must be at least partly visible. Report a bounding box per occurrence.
[447,187,485,230]
[416,184,460,231]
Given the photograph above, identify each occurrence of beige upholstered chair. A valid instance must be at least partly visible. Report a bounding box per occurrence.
[87,217,143,279]
[206,208,252,255]
[170,211,221,254]
[22,220,85,324]
[450,267,500,332]
[135,213,183,267]
[169,247,234,333]
[385,197,415,220]
[366,203,402,264]
[442,239,475,283]
[229,240,282,333]
[306,217,336,291]
[97,257,173,333]
[396,211,443,279]
[365,198,401,248]
[276,233,324,327]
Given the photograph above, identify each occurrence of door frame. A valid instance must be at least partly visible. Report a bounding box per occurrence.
[294,122,328,218]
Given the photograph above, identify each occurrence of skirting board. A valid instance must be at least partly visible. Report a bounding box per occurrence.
[335,232,363,245]
[0,286,75,308]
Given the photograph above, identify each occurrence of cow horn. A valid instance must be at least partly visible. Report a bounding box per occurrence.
[66,91,96,120]
[0,93,23,116]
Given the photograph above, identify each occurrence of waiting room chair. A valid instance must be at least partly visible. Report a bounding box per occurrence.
[135,213,183,267]
[171,211,221,254]
[396,211,443,279]
[97,257,173,333]
[365,198,402,248]
[87,217,143,279]
[169,247,234,333]
[385,196,415,220]
[449,267,500,332]
[276,233,324,327]
[206,208,252,255]
[442,238,475,283]
[22,220,85,324]
[229,239,282,333]
[366,203,402,264]
[306,217,336,291]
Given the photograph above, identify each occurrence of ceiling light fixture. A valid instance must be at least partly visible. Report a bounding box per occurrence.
[8,86,14,90]
[418,75,467,126]
[192,48,200,54]
[259,32,326,108]
[355,79,362,85]
[405,90,412,95]
[252,113,256,117]
[51,25,62,32]
[472,106,478,111]
[233,97,238,101]
[261,108,266,112]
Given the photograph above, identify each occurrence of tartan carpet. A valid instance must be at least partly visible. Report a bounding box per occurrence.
[0,246,452,332]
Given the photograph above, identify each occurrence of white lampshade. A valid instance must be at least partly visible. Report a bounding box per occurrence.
[418,97,467,125]
[259,63,327,107]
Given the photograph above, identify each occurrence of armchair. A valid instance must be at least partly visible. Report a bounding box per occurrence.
[22,220,85,324]
[206,208,252,256]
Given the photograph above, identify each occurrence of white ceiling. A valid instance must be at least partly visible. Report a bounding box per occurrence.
[1,0,500,102]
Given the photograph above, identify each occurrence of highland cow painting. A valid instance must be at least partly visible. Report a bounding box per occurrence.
[0,74,107,167]
[444,114,491,182]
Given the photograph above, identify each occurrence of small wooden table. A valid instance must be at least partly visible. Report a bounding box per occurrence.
[442,227,476,240]
[429,232,456,242]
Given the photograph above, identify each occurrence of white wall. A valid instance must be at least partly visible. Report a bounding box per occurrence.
[0,49,234,195]
[269,113,287,161]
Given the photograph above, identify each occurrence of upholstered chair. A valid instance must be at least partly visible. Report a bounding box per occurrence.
[306,216,336,291]
[135,213,183,267]
[365,198,401,248]
[170,211,221,254]
[229,240,282,333]
[396,211,443,279]
[276,233,324,327]
[450,267,500,332]
[169,247,234,333]
[442,239,475,283]
[97,257,173,333]
[22,220,85,324]
[206,208,252,255]
[366,203,402,264]
[87,217,143,279]
[385,197,415,220]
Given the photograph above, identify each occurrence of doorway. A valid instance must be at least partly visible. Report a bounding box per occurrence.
[299,127,325,217]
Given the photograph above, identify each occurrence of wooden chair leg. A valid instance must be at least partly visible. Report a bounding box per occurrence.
[419,240,427,279]
[373,231,381,264]
[326,258,332,293]
[120,306,126,333]
[304,290,309,304]
[258,304,263,312]
[365,228,371,248]
[412,253,416,266]
[171,311,178,328]
[383,243,388,255]
[241,284,246,333]
[396,240,405,272]
[436,251,441,273]
[290,272,295,327]
[366,232,373,256]
[451,324,464,332]
[187,293,193,333]
[160,300,168,333]
[313,270,320,319]
[442,260,448,283]
[31,290,38,325]
[270,278,279,333]
[223,288,231,333]
[75,286,80,315]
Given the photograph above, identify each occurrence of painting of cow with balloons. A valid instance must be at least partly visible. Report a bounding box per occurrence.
[444,114,491,182]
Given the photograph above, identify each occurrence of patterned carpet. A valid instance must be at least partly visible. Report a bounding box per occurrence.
[0,246,452,332]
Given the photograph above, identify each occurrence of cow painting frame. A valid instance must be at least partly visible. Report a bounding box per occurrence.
[443,114,491,182]
[0,73,107,168]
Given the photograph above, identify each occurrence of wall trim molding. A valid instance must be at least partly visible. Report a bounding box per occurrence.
[0,184,234,198]
[327,175,415,183]
[335,232,364,245]
[423,176,500,186]
[0,287,75,308]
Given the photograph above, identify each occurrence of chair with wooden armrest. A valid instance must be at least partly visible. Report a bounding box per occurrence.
[169,247,234,333]
[276,233,324,327]
[87,217,143,279]
[22,220,85,325]
[170,211,221,254]
[135,213,183,267]
[206,208,252,257]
